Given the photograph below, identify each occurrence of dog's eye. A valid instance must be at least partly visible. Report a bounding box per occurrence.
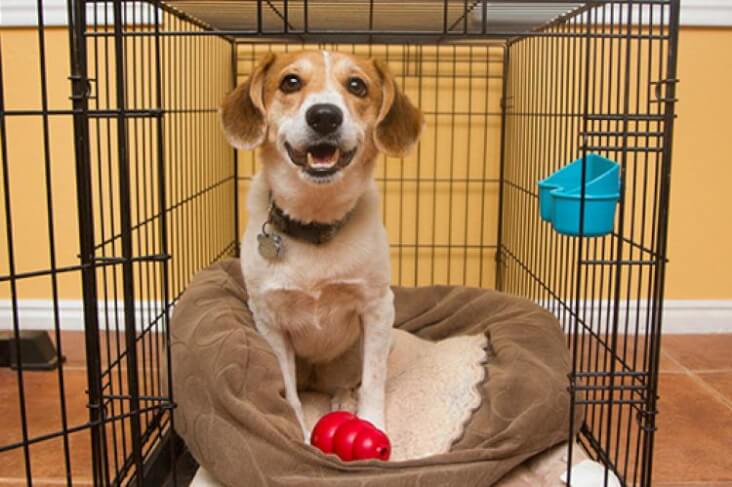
[347,77,368,97]
[280,74,302,94]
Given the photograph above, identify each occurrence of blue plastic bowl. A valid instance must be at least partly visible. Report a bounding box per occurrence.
[538,154,620,237]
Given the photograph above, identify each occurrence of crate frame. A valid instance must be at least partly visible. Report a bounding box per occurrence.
[0,1,680,485]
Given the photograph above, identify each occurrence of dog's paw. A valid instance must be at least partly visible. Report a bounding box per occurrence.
[330,388,358,413]
[303,427,312,444]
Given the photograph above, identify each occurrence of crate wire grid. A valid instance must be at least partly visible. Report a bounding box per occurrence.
[500,3,678,485]
[236,42,504,288]
[1,2,235,485]
[0,1,680,486]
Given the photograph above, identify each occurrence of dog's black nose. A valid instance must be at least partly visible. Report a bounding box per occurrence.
[306,103,343,135]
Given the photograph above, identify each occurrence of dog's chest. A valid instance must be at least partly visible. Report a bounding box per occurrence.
[257,278,369,362]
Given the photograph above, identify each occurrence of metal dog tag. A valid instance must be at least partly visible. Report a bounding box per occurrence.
[257,231,283,260]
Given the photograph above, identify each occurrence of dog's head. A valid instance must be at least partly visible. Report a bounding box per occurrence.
[220,50,423,186]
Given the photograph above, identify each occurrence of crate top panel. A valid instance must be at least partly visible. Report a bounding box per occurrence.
[160,1,587,41]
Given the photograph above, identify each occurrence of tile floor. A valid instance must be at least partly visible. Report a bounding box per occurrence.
[0,333,730,486]
[653,335,732,487]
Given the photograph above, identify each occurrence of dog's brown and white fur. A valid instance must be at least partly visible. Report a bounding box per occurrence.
[220,50,423,441]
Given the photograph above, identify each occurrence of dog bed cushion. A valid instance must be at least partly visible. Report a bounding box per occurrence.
[298,328,490,461]
[171,258,580,486]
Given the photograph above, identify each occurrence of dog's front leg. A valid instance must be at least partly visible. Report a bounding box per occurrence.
[257,325,309,441]
[357,288,394,431]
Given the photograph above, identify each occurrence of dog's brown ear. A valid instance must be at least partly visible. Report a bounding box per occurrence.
[220,53,276,149]
[372,58,424,157]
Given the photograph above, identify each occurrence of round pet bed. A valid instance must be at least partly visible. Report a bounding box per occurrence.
[171,258,580,487]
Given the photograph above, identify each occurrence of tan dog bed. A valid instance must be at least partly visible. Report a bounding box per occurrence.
[190,441,610,487]
[171,259,583,486]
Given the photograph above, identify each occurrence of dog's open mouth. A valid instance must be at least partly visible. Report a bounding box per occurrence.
[285,142,357,179]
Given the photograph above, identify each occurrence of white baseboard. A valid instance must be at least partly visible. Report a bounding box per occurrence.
[0,299,167,332]
[528,299,732,335]
[654,300,732,334]
[538,299,732,335]
[1,298,730,334]
[570,299,732,335]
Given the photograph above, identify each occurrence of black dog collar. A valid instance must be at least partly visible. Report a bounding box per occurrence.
[268,198,350,246]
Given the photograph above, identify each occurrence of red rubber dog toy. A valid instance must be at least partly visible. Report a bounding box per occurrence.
[310,411,391,461]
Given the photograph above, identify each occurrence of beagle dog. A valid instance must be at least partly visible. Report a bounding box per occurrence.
[220,50,423,441]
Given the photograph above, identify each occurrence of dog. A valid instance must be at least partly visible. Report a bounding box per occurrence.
[220,50,423,441]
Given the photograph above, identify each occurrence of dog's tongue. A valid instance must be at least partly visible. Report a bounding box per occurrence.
[307,144,340,168]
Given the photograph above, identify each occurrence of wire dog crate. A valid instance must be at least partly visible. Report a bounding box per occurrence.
[0,1,679,486]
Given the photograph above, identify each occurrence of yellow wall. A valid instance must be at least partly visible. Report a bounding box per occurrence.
[0,26,730,300]
[0,28,80,300]
[665,28,732,300]
[0,23,233,302]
